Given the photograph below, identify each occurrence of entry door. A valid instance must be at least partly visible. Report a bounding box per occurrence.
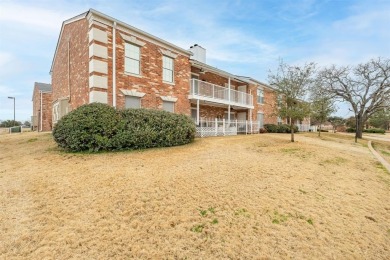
[237,112,247,121]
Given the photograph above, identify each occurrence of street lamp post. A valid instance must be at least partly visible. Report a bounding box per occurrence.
[8,97,15,127]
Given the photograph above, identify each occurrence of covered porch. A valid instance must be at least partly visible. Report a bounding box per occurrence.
[189,60,255,129]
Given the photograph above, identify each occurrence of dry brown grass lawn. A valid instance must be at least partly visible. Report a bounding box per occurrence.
[372,141,390,164]
[1,132,390,259]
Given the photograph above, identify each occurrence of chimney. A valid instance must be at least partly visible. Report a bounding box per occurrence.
[189,44,206,63]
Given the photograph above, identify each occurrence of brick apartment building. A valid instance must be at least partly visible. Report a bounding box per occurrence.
[44,9,309,135]
[31,82,52,132]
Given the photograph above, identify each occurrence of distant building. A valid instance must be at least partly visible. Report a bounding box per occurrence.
[31,82,52,131]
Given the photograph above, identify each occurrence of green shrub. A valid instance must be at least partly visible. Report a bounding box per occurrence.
[317,129,329,132]
[112,108,196,149]
[264,124,279,133]
[53,103,196,152]
[259,127,267,134]
[53,103,120,152]
[264,124,298,133]
[346,127,356,133]
[278,124,290,133]
[363,128,385,134]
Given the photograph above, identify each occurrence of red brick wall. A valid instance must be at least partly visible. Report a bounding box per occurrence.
[255,87,279,124]
[191,67,243,91]
[41,92,53,131]
[52,18,89,111]
[191,104,227,120]
[100,26,192,115]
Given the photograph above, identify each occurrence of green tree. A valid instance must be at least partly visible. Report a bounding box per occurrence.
[345,116,356,128]
[268,60,316,142]
[368,109,390,130]
[0,120,22,127]
[310,82,336,136]
[328,116,345,132]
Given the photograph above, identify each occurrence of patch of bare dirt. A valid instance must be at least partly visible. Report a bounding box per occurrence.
[1,132,389,259]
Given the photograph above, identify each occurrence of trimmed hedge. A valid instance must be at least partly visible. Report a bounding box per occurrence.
[345,128,385,134]
[111,108,196,149]
[317,129,329,132]
[364,128,385,134]
[53,103,196,152]
[264,124,298,133]
[53,103,120,151]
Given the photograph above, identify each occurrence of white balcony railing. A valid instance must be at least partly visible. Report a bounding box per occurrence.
[189,79,253,108]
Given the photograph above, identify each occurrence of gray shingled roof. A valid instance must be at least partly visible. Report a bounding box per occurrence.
[35,82,52,92]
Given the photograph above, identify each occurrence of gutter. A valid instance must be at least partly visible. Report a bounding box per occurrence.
[68,40,71,102]
[112,21,117,107]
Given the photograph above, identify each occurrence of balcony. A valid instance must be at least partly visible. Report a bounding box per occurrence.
[189,79,254,109]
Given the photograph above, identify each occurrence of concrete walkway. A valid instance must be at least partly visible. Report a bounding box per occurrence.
[368,140,390,172]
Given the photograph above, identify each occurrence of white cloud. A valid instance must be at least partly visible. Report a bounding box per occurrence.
[0,2,79,33]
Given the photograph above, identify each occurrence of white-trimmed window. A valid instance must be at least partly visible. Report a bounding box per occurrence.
[257,112,264,128]
[163,101,174,112]
[125,96,141,108]
[277,117,283,125]
[163,56,174,83]
[125,43,140,75]
[257,88,264,104]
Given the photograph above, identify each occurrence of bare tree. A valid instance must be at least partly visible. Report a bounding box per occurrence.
[269,60,316,142]
[319,58,390,141]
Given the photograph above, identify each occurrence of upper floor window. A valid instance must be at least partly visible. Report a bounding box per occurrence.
[125,43,140,75]
[257,88,264,104]
[163,56,174,83]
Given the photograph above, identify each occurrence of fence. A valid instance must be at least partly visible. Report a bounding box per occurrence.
[296,124,311,132]
[195,119,260,137]
[0,126,32,134]
[195,120,312,137]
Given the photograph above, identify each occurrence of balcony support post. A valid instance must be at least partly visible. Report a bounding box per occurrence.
[228,77,231,124]
[196,99,200,125]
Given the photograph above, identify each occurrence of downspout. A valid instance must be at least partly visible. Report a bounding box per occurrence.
[249,89,252,121]
[112,21,117,108]
[196,99,200,125]
[40,91,43,132]
[68,40,71,102]
[228,77,231,124]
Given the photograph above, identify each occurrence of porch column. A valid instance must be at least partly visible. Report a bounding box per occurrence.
[228,77,231,124]
[196,99,200,125]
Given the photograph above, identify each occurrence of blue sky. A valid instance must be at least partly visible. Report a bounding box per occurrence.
[0,0,389,121]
